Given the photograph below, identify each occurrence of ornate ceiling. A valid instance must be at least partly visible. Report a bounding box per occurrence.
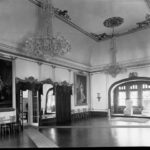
[1,0,150,71]
[30,0,150,42]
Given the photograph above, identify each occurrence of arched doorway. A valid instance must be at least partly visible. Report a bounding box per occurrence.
[108,76,150,117]
[45,88,56,117]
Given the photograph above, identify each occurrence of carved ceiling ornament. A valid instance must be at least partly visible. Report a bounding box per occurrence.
[103,17,127,78]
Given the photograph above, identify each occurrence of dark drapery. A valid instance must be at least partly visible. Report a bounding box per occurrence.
[55,84,72,125]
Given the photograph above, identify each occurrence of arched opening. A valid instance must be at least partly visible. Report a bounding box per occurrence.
[108,76,150,117]
[45,88,56,118]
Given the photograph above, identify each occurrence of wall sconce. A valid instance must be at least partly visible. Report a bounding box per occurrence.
[97,93,101,101]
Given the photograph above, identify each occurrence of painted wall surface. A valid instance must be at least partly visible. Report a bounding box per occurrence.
[55,67,70,83]
[90,29,150,67]
[40,64,53,81]
[91,73,108,111]
[15,58,89,111]
[16,58,39,80]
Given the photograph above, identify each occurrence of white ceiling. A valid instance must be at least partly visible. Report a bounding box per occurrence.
[53,0,149,35]
[0,0,150,68]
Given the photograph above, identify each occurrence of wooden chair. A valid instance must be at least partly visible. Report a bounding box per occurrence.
[9,116,21,134]
[0,117,11,137]
[84,108,89,119]
[77,109,81,120]
[80,108,84,119]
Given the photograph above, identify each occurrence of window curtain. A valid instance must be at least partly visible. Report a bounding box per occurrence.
[55,85,72,125]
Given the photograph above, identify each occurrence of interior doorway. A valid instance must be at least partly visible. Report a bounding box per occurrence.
[21,90,39,127]
[22,90,28,126]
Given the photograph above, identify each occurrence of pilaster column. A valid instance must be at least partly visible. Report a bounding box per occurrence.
[37,62,42,81]
[11,56,17,109]
[90,73,93,111]
[52,65,56,82]
[68,69,72,84]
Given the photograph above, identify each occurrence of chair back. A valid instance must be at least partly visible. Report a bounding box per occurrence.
[0,117,5,124]
[10,116,16,123]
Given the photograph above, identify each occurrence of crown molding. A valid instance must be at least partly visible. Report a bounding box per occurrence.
[90,57,150,73]
[1,42,150,74]
[28,0,98,42]
[0,42,90,72]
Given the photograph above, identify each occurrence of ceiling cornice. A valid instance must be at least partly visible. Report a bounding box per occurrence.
[0,42,90,72]
[29,0,150,42]
[90,57,150,73]
[1,41,150,74]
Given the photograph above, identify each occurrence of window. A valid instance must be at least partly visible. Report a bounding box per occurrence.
[142,84,150,89]
[130,85,137,90]
[119,86,126,90]
[130,91,138,106]
[143,91,150,99]
[118,91,126,106]
[142,90,150,107]
[113,80,150,115]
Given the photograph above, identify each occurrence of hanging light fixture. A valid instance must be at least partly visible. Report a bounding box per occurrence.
[103,17,126,78]
[24,0,71,58]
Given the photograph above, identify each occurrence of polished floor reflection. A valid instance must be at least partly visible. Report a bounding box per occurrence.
[0,132,36,148]
[1,117,150,147]
[39,117,150,147]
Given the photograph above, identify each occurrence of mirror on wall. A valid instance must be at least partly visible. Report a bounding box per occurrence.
[45,88,55,115]
[41,84,56,119]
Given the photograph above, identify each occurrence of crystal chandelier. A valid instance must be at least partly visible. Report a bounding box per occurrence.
[103,17,126,78]
[24,0,71,58]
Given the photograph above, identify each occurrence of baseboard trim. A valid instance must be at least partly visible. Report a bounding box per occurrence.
[90,111,108,117]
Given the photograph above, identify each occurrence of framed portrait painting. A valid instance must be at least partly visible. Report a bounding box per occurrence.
[74,73,87,106]
[0,58,13,109]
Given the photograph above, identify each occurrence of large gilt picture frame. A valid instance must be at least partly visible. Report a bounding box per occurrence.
[0,58,13,109]
[74,72,87,106]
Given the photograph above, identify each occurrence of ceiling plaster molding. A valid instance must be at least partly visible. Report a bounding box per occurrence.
[90,57,150,73]
[29,0,150,43]
[0,42,90,72]
[28,0,98,42]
